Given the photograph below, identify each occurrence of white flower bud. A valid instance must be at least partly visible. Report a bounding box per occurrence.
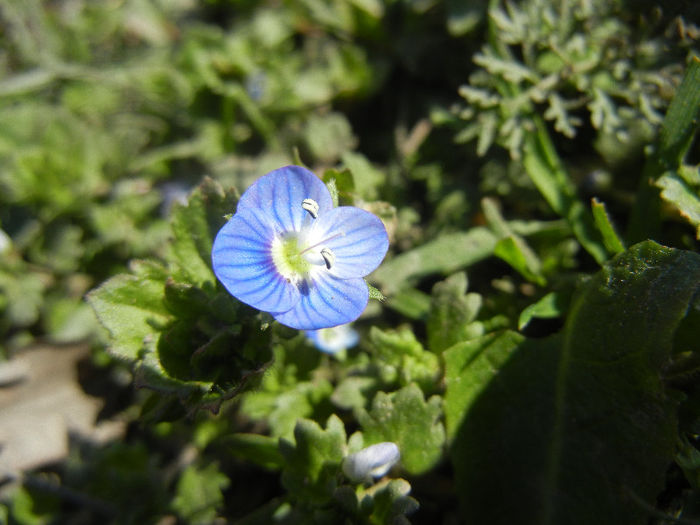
[342,442,400,483]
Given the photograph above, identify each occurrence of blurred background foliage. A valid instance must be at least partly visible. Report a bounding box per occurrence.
[0,0,699,523]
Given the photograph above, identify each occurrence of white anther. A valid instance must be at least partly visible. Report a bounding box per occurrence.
[320,247,335,269]
[301,198,319,219]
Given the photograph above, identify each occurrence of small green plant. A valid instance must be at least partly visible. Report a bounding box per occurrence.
[1,1,699,524]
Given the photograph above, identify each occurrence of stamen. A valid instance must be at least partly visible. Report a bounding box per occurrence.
[302,198,319,219]
[298,232,344,256]
[320,247,335,269]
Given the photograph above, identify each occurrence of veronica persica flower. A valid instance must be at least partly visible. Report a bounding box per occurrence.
[305,323,359,354]
[342,442,401,483]
[212,166,389,330]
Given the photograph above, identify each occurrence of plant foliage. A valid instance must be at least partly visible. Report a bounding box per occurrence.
[0,0,699,523]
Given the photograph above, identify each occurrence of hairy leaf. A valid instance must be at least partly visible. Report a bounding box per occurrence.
[172,463,230,524]
[357,384,445,475]
[426,273,483,353]
[445,241,700,524]
[168,177,237,286]
[279,415,347,505]
[368,327,440,391]
[86,259,171,361]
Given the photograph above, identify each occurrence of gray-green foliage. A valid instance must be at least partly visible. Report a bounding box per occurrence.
[454,0,689,159]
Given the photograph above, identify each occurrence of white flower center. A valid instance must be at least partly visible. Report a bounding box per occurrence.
[270,198,341,284]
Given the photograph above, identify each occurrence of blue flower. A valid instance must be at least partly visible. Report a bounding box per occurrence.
[212,166,389,330]
[305,323,359,354]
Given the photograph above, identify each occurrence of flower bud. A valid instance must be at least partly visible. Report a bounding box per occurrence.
[342,442,400,483]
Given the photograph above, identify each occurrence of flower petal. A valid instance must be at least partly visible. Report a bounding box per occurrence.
[305,324,359,354]
[212,208,299,313]
[272,273,369,330]
[236,165,333,233]
[307,206,389,279]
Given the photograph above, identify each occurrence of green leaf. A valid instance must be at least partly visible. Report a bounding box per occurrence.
[522,119,608,264]
[483,197,547,284]
[0,268,45,327]
[656,55,700,169]
[445,241,700,524]
[89,180,168,256]
[443,330,524,441]
[678,164,700,186]
[657,170,700,239]
[279,415,347,505]
[88,258,259,410]
[357,384,445,475]
[322,167,355,204]
[369,326,440,391]
[44,298,98,343]
[364,478,419,524]
[70,442,165,521]
[9,486,59,525]
[241,379,333,439]
[168,177,237,286]
[493,236,547,285]
[332,376,380,411]
[386,287,431,320]
[426,272,483,353]
[305,112,356,163]
[446,0,483,36]
[591,197,625,254]
[87,176,270,411]
[628,55,700,241]
[517,291,571,330]
[367,283,386,302]
[372,228,498,294]
[86,259,171,361]
[341,152,385,200]
[227,434,284,470]
[172,463,230,525]
[324,177,339,207]
[239,340,332,437]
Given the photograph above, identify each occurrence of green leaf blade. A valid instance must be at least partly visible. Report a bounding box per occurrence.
[86,260,171,361]
[522,125,608,265]
[280,415,347,505]
[357,384,445,475]
[657,171,700,239]
[591,197,625,255]
[172,463,230,525]
[372,228,498,295]
[446,241,700,524]
[168,177,237,286]
[657,55,700,169]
